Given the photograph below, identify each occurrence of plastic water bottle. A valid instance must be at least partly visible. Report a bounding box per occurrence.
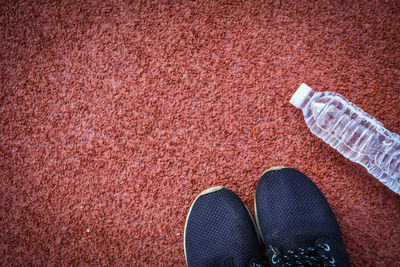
[290,83,400,194]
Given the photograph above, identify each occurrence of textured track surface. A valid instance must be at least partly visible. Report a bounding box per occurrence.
[1,0,399,265]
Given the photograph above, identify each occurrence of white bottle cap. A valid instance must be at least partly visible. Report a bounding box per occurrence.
[290,83,313,109]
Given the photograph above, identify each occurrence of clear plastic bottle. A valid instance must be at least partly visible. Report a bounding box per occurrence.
[290,83,400,194]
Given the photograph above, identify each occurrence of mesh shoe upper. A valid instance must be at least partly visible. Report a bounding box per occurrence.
[184,187,264,267]
[255,168,349,267]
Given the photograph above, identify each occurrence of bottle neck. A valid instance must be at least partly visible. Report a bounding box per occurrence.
[299,90,315,110]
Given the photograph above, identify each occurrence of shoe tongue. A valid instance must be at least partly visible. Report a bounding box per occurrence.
[248,257,266,267]
[295,234,314,248]
[224,257,265,267]
[224,257,234,267]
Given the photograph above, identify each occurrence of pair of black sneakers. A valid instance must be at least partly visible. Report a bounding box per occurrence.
[184,167,350,267]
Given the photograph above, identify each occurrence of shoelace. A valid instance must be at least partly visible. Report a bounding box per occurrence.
[269,244,336,267]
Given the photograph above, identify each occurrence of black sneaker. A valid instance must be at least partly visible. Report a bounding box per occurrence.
[254,167,350,267]
[184,186,265,267]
